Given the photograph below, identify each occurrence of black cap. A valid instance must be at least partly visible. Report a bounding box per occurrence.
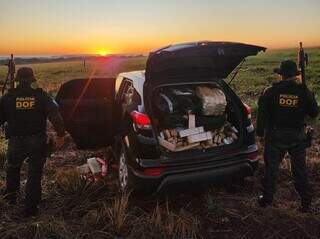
[273,60,300,77]
[15,67,36,83]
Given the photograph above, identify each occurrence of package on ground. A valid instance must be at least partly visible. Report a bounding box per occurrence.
[87,158,102,174]
[77,157,108,181]
[77,164,90,174]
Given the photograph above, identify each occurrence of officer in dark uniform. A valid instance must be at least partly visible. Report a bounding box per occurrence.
[256,60,319,212]
[0,67,66,217]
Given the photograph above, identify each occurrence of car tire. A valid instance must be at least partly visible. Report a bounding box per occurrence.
[118,146,134,193]
[117,144,155,196]
[226,176,246,193]
[233,176,245,187]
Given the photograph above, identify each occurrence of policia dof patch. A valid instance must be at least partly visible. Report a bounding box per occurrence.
[279,94,299,108]
[16,97,36,110]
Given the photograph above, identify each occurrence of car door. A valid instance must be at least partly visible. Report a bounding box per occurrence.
[56,78,116,149]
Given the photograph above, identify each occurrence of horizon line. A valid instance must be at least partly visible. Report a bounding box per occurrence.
[1,45,319,57]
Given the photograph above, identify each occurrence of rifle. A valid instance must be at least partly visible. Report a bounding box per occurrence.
[298,42,308,85]
[298,43,315,147]
[1,54,16,95]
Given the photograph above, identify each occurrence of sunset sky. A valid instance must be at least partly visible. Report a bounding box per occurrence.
[1,0,319,55]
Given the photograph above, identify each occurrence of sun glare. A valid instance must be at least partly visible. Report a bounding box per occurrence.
[98,49,110,56]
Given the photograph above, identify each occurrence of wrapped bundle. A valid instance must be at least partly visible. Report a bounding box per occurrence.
[196,86,227,116]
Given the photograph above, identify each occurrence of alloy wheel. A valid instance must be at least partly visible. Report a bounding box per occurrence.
[118,151,129,191]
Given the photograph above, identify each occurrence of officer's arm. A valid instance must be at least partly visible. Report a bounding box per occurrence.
[305,89,319,119]
[256,95,266,137]
[256,88,271,137]
[0,96,7,126]
[44,93,66,137]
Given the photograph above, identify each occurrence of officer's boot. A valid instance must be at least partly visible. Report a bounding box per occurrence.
[5,165,22,205]
[295,183,312,213]
[24,203,39,218]
[24,168,42,218]
[257,195,272,208]
[3,191,18,205]
[299,199,312,213]
[1,189,17,205]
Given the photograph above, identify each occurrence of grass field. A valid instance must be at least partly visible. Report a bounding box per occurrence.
[1,49,319,98]
[0,49,320,238]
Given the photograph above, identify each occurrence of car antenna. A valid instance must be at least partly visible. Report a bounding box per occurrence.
[228,59,246,85]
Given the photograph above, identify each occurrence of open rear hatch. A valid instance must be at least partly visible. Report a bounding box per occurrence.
[145,41,266,86]
[56,78,116,149]
[144,41,265,155]
[144,41,266,112]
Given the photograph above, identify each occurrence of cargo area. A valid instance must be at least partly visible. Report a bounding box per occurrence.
[152,83,242,153]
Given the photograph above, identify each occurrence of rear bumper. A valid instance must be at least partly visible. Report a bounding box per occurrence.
[129,156,258,193]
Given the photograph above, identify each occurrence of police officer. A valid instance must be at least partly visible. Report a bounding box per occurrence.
[0,67,66,217]
[256,60,319,212]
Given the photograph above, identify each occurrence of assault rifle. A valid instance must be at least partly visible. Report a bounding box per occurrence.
[1,54,16,95]
[298,43,315,147]
[298,42,308,85]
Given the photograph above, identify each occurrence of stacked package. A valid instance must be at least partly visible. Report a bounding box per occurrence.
[158,114,239,152]
[156,85,239,152]
[196,86,227,116]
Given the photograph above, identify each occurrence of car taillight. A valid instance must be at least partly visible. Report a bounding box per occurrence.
[130,111,152,130]
[248,151,258,161]
[243,103,252,119]
[143,167,164,176]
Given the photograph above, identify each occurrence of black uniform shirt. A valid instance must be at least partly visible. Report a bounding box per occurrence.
[257,79,319,137]
[0,85,65,137]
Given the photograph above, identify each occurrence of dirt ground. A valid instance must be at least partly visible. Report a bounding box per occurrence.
[0,121,319,239]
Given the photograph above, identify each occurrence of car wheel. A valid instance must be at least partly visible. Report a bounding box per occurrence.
[118,149,129,191]
[226,177,246,193]
[117,144,152,195]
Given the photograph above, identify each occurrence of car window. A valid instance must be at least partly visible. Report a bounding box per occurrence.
[120,79,132,103]
[115,75,123,94]
[117,79,130,102]
[123,79,142,105]
[117,78,142,116]
[131,88,142,105]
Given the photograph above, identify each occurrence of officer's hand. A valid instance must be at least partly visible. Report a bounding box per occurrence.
[257,136,264,145]
[55,136,65,149]
[306,126,314,134]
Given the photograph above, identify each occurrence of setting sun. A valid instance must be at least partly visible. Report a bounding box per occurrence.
[97,49,110,56]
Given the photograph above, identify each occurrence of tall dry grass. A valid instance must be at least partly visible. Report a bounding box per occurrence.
[105,192,131,235]
[131,201,200,239]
